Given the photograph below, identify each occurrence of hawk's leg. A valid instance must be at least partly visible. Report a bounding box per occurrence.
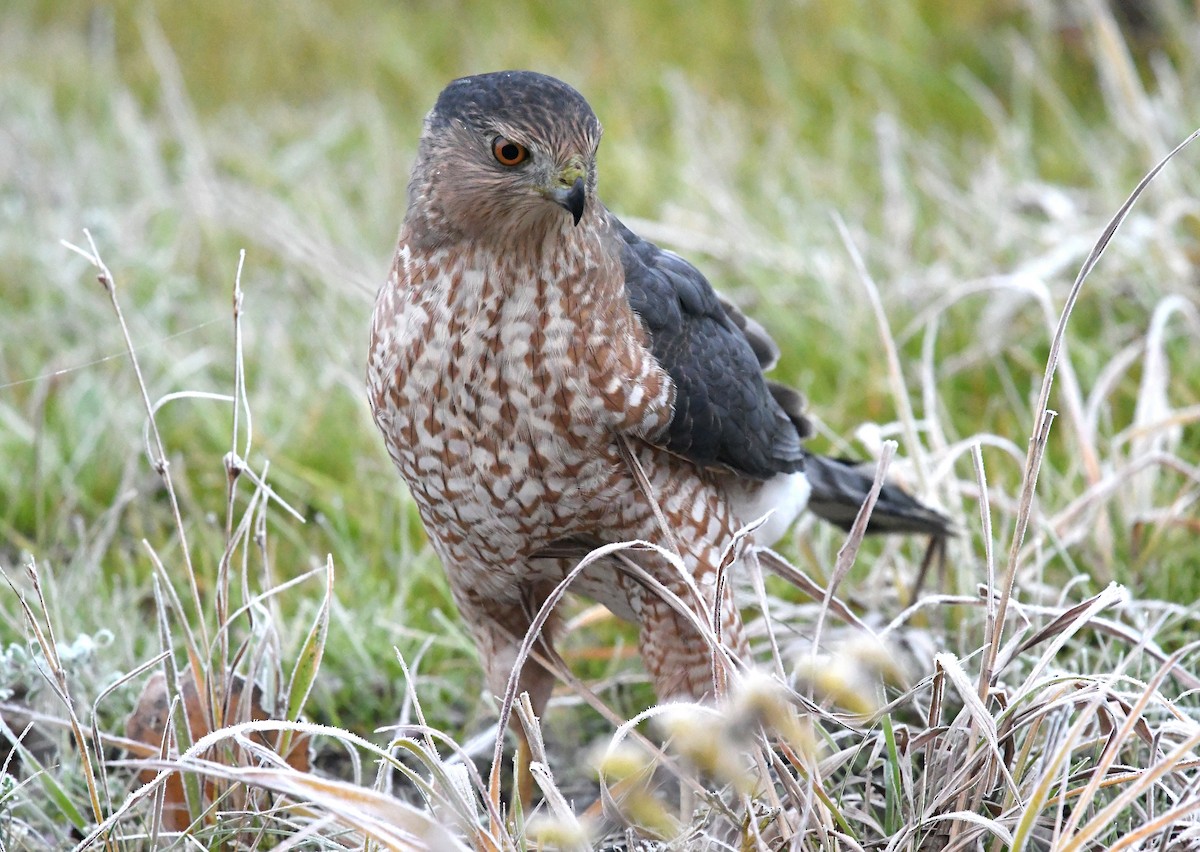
[628,552,749,702]
[618,445,752,702]
[452,582,561,810]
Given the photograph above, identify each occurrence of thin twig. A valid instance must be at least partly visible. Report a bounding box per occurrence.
[61,233,210,654]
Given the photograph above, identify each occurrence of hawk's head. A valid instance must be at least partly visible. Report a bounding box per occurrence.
[405,71,602,244]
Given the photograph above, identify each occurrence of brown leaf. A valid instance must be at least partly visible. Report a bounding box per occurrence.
[125,668,311,832]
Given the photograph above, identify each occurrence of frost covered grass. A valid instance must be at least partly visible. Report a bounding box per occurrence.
[1,1,1198,847]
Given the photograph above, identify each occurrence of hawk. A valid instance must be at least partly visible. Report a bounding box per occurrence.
[368,70,948,736]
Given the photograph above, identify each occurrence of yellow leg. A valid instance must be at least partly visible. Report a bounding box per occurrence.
[514,727,535,813]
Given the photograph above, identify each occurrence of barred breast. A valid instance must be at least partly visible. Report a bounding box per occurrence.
[367,222,674,569]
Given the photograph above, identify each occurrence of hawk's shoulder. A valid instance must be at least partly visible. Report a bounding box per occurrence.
[614,217,809,479]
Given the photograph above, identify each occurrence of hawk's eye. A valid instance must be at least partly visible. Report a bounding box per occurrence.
[492,137,528,167]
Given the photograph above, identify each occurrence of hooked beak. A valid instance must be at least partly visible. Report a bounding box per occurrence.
[559,177,583,226]
[547,160,587,226]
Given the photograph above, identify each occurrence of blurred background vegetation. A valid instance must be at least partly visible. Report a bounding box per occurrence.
[1,0,1197,756]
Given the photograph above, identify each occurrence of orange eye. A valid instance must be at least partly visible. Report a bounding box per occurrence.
[492,136,528,166]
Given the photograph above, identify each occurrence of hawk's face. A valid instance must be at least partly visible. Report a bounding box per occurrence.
[405,71,603,246]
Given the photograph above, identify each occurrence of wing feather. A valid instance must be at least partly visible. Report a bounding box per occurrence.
[615,217,807,479]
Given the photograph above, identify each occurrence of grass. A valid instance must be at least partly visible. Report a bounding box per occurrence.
[2,0,1200,848]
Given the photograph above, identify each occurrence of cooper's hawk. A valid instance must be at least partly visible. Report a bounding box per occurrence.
[368,70,948,730]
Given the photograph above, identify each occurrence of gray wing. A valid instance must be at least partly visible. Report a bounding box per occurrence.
[615,217,809,479]
[614,217,953,537]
